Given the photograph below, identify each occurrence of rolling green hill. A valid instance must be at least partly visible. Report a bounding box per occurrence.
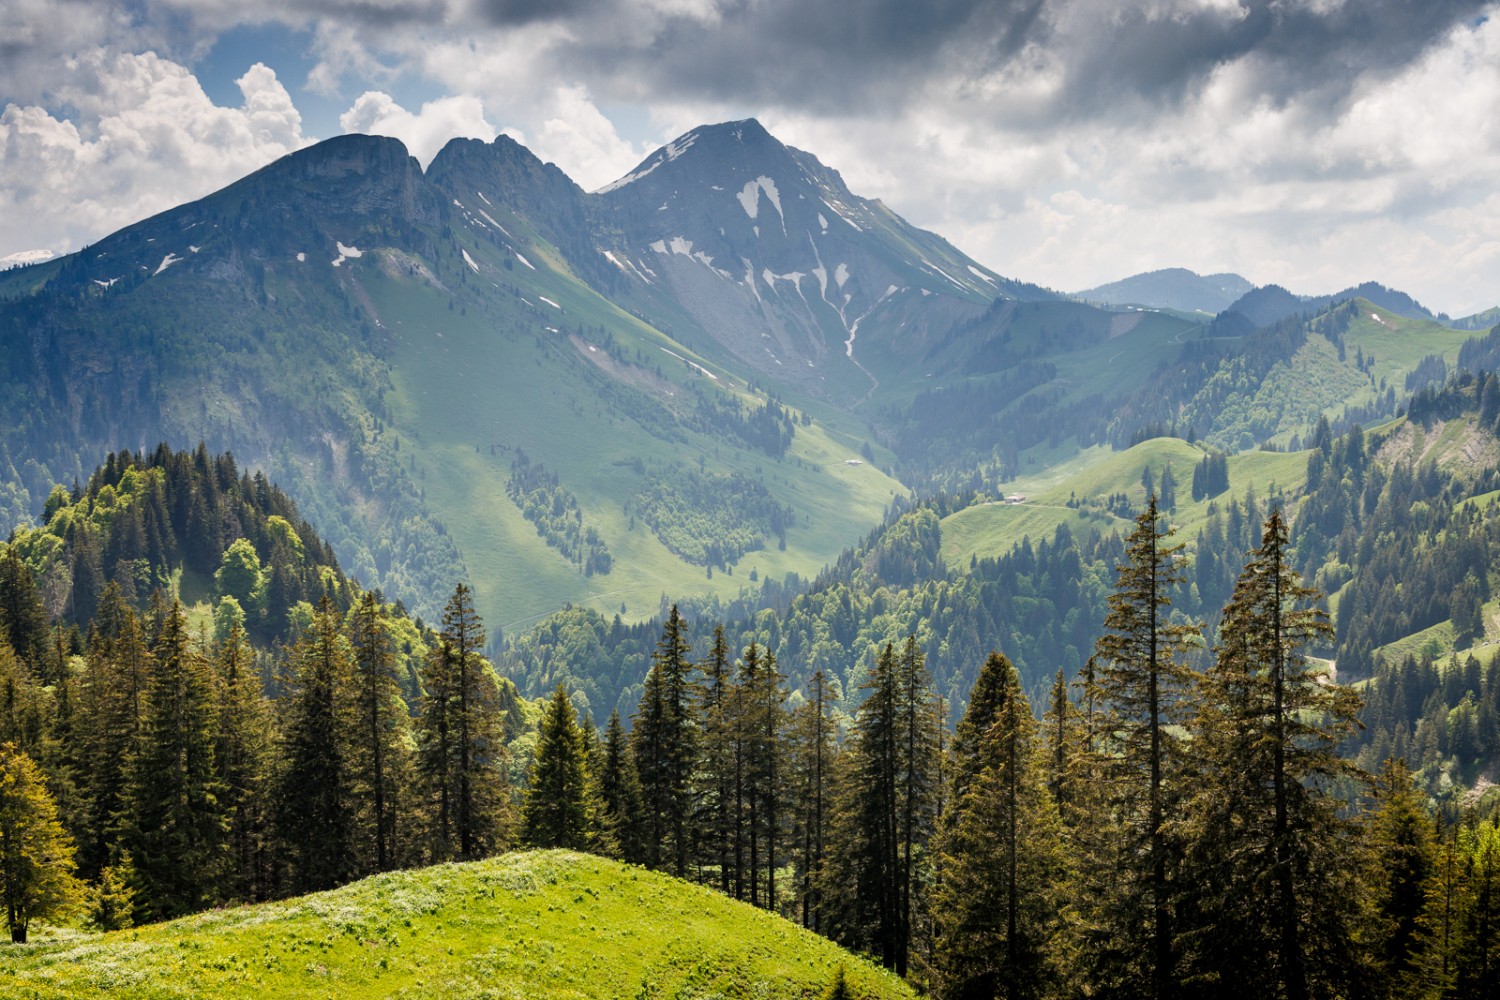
[940,438,1310,567]
[0,850,913,999]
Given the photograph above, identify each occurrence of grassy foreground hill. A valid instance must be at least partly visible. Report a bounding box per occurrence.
[0,850,913,1000]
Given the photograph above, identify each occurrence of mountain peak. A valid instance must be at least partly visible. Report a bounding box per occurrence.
[595,118,788,195]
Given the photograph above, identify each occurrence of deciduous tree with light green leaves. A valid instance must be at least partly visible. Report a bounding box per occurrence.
[0,741,84,942]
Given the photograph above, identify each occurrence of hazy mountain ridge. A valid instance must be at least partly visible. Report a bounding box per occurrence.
[1074,267,1253,314]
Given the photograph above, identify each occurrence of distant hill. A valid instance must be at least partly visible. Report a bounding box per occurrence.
[0,850,916,1000]
[1074,267,1253,314]
[1220,280,1437,330]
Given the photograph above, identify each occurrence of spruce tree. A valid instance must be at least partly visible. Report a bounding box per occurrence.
[522,685,589,850]
[789,669,834,932]
[827,636,941,976]
[215,620,274,902]
[117,599,225,920]
[935,651,1070,1000]
[597,708,645,863]
[76,584,149,877]
[417,583,510,862]
[1087,496,1201,997]
[631,605,695,877]
[695,624,735,894]
[1180,509,1363,998]
[0,547,50,680]
[347,592,410,873]
[277,596,353,893]
[1363,757,1439,997]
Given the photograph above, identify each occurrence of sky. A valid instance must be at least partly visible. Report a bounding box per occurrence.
[2,0,1498,316]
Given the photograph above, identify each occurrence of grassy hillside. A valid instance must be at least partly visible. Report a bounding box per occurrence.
[0,851,914,1000]
[941,438,1310,566]
[369,209,902,631]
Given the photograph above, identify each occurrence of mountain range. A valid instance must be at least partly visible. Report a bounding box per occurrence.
[0,118,1495,632]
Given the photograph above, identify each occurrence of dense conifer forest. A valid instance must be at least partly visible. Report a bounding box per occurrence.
[0,442,1498,999]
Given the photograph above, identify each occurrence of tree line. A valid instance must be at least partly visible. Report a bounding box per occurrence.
[2,500,1499,997]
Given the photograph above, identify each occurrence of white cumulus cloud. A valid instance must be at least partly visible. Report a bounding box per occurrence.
[340,91,496,165]
[0,50,308,258]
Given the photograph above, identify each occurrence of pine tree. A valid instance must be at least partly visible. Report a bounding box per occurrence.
[631,605,696,877]
[0,547,50,680]
[827,636,941,976]
[215,620,274,902]
[417,583,510,861]
[734,641,785,908]
[87,854,136,931]
[347,592,410,873]
[523,685,589,850]
[117,600,225,921]
[935,651,1070,1000]
[789,668,834,932]
[277,595,353,893]
[1180,509,1363,998]
[597,708,645,863]
[695,624,735,894]
[1087,496,1201,997]
[895,634,942,977]
[1363,757,1438,997]
[75,584,149,877]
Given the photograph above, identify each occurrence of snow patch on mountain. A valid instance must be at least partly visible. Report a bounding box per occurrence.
[462,249,479,273]
[596,131,700,194]
[154,253,182,275]
[515,252,535,270]
[478,210,512,238]
[1,249,56,267]
[736,177,786,234]
[332,242,364,267]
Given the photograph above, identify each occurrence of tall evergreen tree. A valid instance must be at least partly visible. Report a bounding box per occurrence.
[1180,509,1363,998]
[417,583,510,861]
[735,642,785,909]
[695,624,735,894]
[597,708,645,864]
[75,584,149,877]
[276,596,353,893]
[1363,757,1439,997]
[347,592,410,873]
[215,620,274,902]
[935,651,1070,1000]
[828,636,941,977]
[522,685,589,850]
[789,669,834,933]
[1087,496,1201,998]
[117,600,225,921]
[0,548,50,680]
[631,605,696,877]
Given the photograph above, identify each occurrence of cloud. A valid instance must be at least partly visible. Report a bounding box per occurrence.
[0,51,307,257]
[339,90,496,165]
[4,0,1500,314]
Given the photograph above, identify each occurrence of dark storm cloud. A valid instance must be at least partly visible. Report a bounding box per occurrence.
[549,0,1489,128]
[1055,0,1492,119]
[473,0,602,26]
